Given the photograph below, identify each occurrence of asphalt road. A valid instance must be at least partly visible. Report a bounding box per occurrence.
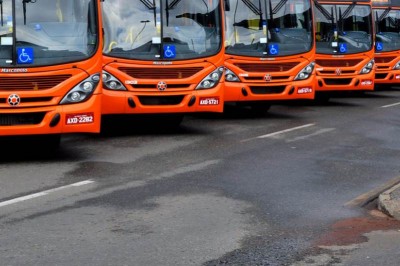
[1,88,400,265]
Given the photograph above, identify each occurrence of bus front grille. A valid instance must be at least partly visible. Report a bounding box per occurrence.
[319,70,356,75]
[375,56,396,64]
[138,96,185,106]
[323,78,353,85]
[130,84,191,90]
[0,112,46,126]
[249,86,286,94]
[375,73,388,80]
[244,76,290,81]
[316,59,362,67]
[119,67,203,79]
[0,75,72,91]
[0,97,53,105]
[235,62,299,72]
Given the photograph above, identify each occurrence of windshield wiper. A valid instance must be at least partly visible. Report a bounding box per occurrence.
[167,0,209,27]
[0,0,3,27]
[378,7,391,22]
[241,0,262,16]
[376,8,397,33]
[140,0,157,26]
[22,0,36,26]
[272,0,288,14]
[313,1,334,21]
[338,3,355,31]
[168,0,180,9]
[232,0,262,30]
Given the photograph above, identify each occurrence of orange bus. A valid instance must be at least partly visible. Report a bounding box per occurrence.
[0,0,103,146]
[314,0,375,99]
[223,0,316,111]
[373,0,400,86]
[101,0,225,125]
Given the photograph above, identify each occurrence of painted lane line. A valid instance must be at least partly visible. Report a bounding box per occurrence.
[241,123,316,142]
[256,123,316,139]
[0,180,95,208]
[286,128,335,143]
[381,102,400,108]
[0,192,48,207]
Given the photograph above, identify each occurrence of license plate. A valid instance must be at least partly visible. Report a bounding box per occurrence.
[66,113,94,125]
[199,97,220,105]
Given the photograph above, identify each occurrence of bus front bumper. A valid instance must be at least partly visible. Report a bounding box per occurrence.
[315,72,375,92]
[224,79,315,102]
[102,85,224,114]
[0,94,101,136]
[374,70,400,85]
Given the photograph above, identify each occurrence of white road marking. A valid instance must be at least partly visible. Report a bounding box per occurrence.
[241,123,315,142]
[0,180,95,208]
[286,128,335,143]
[381,102,400,108]
[257,123,315,138]
[241,123,316,142]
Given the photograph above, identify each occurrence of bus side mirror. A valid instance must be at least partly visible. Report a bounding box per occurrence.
[224,0,230,11]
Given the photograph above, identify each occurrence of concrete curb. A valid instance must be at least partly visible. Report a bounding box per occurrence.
[378,183,400,220]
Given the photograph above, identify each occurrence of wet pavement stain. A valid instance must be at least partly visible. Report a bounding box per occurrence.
[316,212,400,247]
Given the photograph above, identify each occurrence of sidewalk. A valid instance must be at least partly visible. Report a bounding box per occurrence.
[379,183,400,220]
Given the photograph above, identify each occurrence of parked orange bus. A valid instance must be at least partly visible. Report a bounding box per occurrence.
[373,0,400,86]
[0,0,103,146]
[314,0,375,99]
[223,0,316,111]
[101,0,225,124]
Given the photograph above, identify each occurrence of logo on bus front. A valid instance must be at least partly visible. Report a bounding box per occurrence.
[8,94,21,106]
[264,74,272,82]
[157,81,167,91]
[335,68,342,76]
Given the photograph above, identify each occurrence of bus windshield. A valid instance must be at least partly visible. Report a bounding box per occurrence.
[375,8,400,52]
[0,0,99,67]
[224,0,313,57]
[315,3,373,54]
[102,0,223,61]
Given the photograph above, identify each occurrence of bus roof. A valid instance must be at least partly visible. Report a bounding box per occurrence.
[315,0,371,3]
[372,0,400,7]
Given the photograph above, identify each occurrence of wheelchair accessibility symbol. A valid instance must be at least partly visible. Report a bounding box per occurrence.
[17,48,34,64]
[163,45,176,59]
[376,42,383,52]
[268,44,279,55]
[339,43,347,53]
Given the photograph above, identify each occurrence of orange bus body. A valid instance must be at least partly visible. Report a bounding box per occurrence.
[224,0,316,105]
[101,1,225,116]
[314,0,375,93]
[373,0,400,85]
[0,0,103,137]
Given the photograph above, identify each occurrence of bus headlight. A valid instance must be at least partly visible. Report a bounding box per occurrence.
[393,61,400,70]
[225,68,240,82]
[294,62,315,81]
[360,60,374,74]
[60,73,100,104]
[196,67,224,90]
[102,71,127,91]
